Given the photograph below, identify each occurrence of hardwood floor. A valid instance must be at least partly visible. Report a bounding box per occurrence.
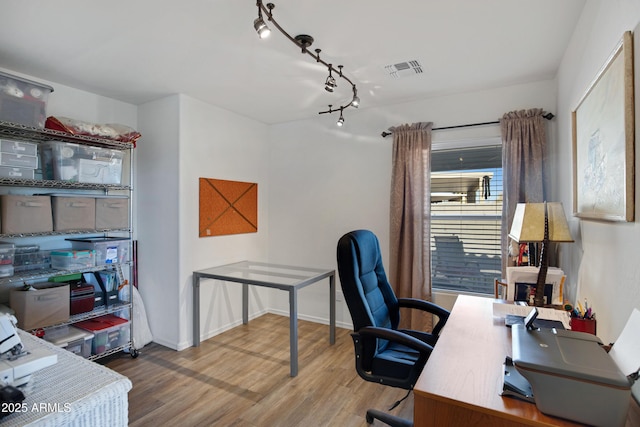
[102,313,414,426]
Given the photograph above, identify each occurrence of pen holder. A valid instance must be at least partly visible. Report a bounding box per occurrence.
[570,318,596,335]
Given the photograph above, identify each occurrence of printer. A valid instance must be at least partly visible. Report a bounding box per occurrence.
[511,324,631,426]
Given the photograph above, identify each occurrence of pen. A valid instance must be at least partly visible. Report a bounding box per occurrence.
[577,301,584,317]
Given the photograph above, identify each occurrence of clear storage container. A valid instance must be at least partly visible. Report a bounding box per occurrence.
[50,249,96,270]
[40,141,123,184]
[0,71,53,128]
[74,315,129,355]
[68,237,129,265]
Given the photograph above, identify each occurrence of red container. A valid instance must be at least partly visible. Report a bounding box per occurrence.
[70,283,95,315]
[570,318,597,335]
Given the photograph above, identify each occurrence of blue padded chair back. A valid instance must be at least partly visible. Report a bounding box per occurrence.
[337,230,400,354]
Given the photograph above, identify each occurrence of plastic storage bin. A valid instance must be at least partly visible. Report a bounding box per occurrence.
[0,71,54,128]
[0,152,38,168]
[0,243,15,265]
[0,166,35,179]
[40,141,123,184]
[74,314,129,355]
[50,249,95,270]
[13,250,51,272]
[68,237,129,265]
[0,139,37,156]
[44,325,94,358]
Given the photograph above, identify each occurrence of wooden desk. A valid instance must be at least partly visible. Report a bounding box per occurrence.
[413,295,582,426]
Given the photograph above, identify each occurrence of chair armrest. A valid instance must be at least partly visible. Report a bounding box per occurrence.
[397,298,450,336]
[357,326,433,355]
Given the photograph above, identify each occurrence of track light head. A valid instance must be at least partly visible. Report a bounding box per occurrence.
[351,89,360,108]
[254,17,271,38]
[336,109,345,127]
[254,5,271,39]
[324,66,337,92]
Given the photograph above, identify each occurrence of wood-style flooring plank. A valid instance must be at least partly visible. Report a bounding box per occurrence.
[102,313,414,426]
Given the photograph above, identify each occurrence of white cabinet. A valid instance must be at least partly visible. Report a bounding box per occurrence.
[0,120,138,359]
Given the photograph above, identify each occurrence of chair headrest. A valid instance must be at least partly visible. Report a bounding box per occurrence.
[343,229,381,274]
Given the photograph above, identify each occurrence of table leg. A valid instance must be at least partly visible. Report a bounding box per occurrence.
[242,283,249,325]
[289,289,298,377]
[193,274,200,347]
[330,273,336,345]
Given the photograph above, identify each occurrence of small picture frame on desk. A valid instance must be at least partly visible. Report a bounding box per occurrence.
[514,282,554,306]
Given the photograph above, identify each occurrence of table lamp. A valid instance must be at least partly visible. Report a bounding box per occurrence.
[508,202,573,306]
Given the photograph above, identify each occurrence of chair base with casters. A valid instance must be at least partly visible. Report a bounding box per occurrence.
[366,409,413,427]
[336,230,450,427]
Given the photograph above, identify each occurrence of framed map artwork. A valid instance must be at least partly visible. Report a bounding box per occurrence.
[572,31,635,222]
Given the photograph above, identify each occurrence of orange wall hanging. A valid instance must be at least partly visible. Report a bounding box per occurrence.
[199,178,258,237]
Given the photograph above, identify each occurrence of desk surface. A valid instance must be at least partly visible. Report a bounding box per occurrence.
[193,261,334,290]
[414,295,582,426]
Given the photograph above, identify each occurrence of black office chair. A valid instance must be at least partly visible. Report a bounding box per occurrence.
[336,230,450,427]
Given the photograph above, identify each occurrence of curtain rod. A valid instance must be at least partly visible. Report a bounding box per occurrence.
[380,112,555,138]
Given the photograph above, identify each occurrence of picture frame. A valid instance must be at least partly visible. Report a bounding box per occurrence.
[572,31,635,222]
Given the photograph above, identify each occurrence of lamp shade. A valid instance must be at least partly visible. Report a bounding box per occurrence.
[509,202,573,243]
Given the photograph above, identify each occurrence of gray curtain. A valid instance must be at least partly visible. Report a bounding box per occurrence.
[500,109,547,275]
[389,122,432,330]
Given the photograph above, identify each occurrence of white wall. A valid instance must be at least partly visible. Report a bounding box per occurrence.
[268,80,557,326]
[137,94,271,350]
[556,0,640,344]
[137,95,181,349]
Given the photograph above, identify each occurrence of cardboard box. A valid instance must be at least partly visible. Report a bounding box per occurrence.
[9,283,70,330]
[1,194,53,234]
[51,196,95,231]
[95,197,129,230]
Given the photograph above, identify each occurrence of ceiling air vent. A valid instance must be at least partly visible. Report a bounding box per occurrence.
[384,60,423,78]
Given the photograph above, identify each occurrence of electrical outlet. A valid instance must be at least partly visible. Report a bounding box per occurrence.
[336,290,344,302]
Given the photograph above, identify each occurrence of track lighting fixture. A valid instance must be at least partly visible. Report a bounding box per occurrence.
[254,0,359,125]
[253,6,271,39]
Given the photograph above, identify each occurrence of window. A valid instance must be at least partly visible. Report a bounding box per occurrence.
[430,142,502,294]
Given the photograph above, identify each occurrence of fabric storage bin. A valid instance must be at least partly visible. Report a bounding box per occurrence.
[0,194,53,234]
[0,139,37,156]
[9,283,70,330]
[50,249,95,270]
[0,166,35,179]
[44,325,94,358]
[95,197,129,230]
[68,237,130,265]
[40,141,123,184]
[51,196,96,231]
[75,314,129,355]
[0,70,53,128]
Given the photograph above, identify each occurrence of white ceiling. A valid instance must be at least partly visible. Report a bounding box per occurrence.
[1,0,586,125]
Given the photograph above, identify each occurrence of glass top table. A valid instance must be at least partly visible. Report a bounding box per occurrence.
[192,261,336,377]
